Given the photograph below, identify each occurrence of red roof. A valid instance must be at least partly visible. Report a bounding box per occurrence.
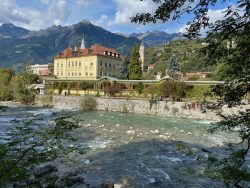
[38,69,53,76]
[55,44,121,59]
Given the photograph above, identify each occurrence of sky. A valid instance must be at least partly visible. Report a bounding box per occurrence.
[0,0,237,34]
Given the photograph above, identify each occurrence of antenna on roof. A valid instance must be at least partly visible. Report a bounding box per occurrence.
[80,34,86,49]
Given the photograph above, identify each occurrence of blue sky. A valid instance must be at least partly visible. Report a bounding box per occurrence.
[0,0,237,34]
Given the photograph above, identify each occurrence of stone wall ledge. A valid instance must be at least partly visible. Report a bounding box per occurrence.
[35,95,249,121]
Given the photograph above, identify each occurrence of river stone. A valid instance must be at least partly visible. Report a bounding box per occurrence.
[127,130,136,135]
[103,181,114,188]
[152,130,159,134]
[34,164,57,176]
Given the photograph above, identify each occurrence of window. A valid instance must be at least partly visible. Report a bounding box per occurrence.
[79,61,81,66]
[109,63,111,68]
[68,62,70,67]
[104,73,107,76]
[61,72,63,76]
[90,73,93,76]
[72,62,74,67]
[100,61,103,66]
[105,62,107,68]
[79,73,81,76]
[75,61,77,66]
[68,72,70,76]
[72,72,74,76]
[90,62,93,66]
[85,72,88,76]
[61,64,63,68]
[99,72,102,76]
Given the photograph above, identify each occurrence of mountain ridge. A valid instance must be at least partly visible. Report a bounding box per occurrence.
[0,21,183,69]
[0,21,141,69]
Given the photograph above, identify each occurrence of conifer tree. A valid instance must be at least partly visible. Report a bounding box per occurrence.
[119,57,130,79]
[129,44,142,80]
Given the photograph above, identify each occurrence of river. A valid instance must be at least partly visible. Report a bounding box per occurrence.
[0,104,241,187]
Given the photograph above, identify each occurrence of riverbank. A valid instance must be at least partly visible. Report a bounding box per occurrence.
[35,95,249,121]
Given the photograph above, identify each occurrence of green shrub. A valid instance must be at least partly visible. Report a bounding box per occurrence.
[161,80,187,101]
[58,83,64,95]
[80,95,97,111]
[186,85,212,102]
[38,95,53,107]
[136,82,144,95]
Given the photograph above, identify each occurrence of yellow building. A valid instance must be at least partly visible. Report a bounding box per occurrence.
[54,40,122,80]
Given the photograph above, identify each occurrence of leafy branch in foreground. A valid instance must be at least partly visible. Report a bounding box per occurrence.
[132,0,250,186]
[0,116,79,186]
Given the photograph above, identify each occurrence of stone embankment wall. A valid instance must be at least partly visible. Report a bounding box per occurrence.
[34,95,247,121]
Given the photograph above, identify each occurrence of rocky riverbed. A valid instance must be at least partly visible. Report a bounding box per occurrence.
[0,105,243,187]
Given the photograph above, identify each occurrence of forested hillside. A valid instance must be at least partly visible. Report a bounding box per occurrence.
[145,39,217,76]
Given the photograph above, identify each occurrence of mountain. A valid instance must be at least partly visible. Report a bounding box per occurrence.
[130,30,183,47]
[0,20,141,69]
[0,23,30,38]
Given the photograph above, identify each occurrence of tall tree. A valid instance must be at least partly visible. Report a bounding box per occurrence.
[132,0,250,187]
[119,57,130,79]
[129,44,142,80]
[168,56,180,79]
[0,69,15,101]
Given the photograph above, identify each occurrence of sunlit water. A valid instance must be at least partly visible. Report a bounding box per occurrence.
[0,105,241,187]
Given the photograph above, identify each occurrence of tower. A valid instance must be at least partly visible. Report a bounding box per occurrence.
[80,35,86,49]
[139,41,145,72]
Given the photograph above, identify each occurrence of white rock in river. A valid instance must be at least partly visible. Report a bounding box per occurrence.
[116,124,120,127]
[127,130,136,135]
[180,130,184,133]
[86,123,92,127]
[187,132,192,135]
[154,130,160,134]
[114,184,124,188]
[129,127,133,130]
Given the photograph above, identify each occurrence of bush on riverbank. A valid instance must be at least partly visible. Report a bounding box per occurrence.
[0,68,38,104]
[36,94,53,107]
[80,95,97,111]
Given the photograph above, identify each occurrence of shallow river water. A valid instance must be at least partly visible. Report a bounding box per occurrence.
[0,105,241,187]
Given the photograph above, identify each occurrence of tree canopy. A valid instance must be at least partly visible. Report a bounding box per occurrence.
[129,44,142,80]
[132,0,250,187]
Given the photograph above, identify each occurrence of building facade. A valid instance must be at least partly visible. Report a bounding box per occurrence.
[29,63,54,76]
[54,39,122,80]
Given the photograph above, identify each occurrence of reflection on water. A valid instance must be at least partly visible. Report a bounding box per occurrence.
[0,105,240,187]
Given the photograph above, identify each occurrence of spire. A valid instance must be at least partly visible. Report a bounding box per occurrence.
[140,40,144,47]
[80,35,86,49]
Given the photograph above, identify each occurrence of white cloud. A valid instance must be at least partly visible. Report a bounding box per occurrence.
[0,0,69,30]
[178,8,227,35]
[93,0,158,28]
[0,0,30,24]
[112,0,157,25]
[93,14,110,26]
[76,0,97,7]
